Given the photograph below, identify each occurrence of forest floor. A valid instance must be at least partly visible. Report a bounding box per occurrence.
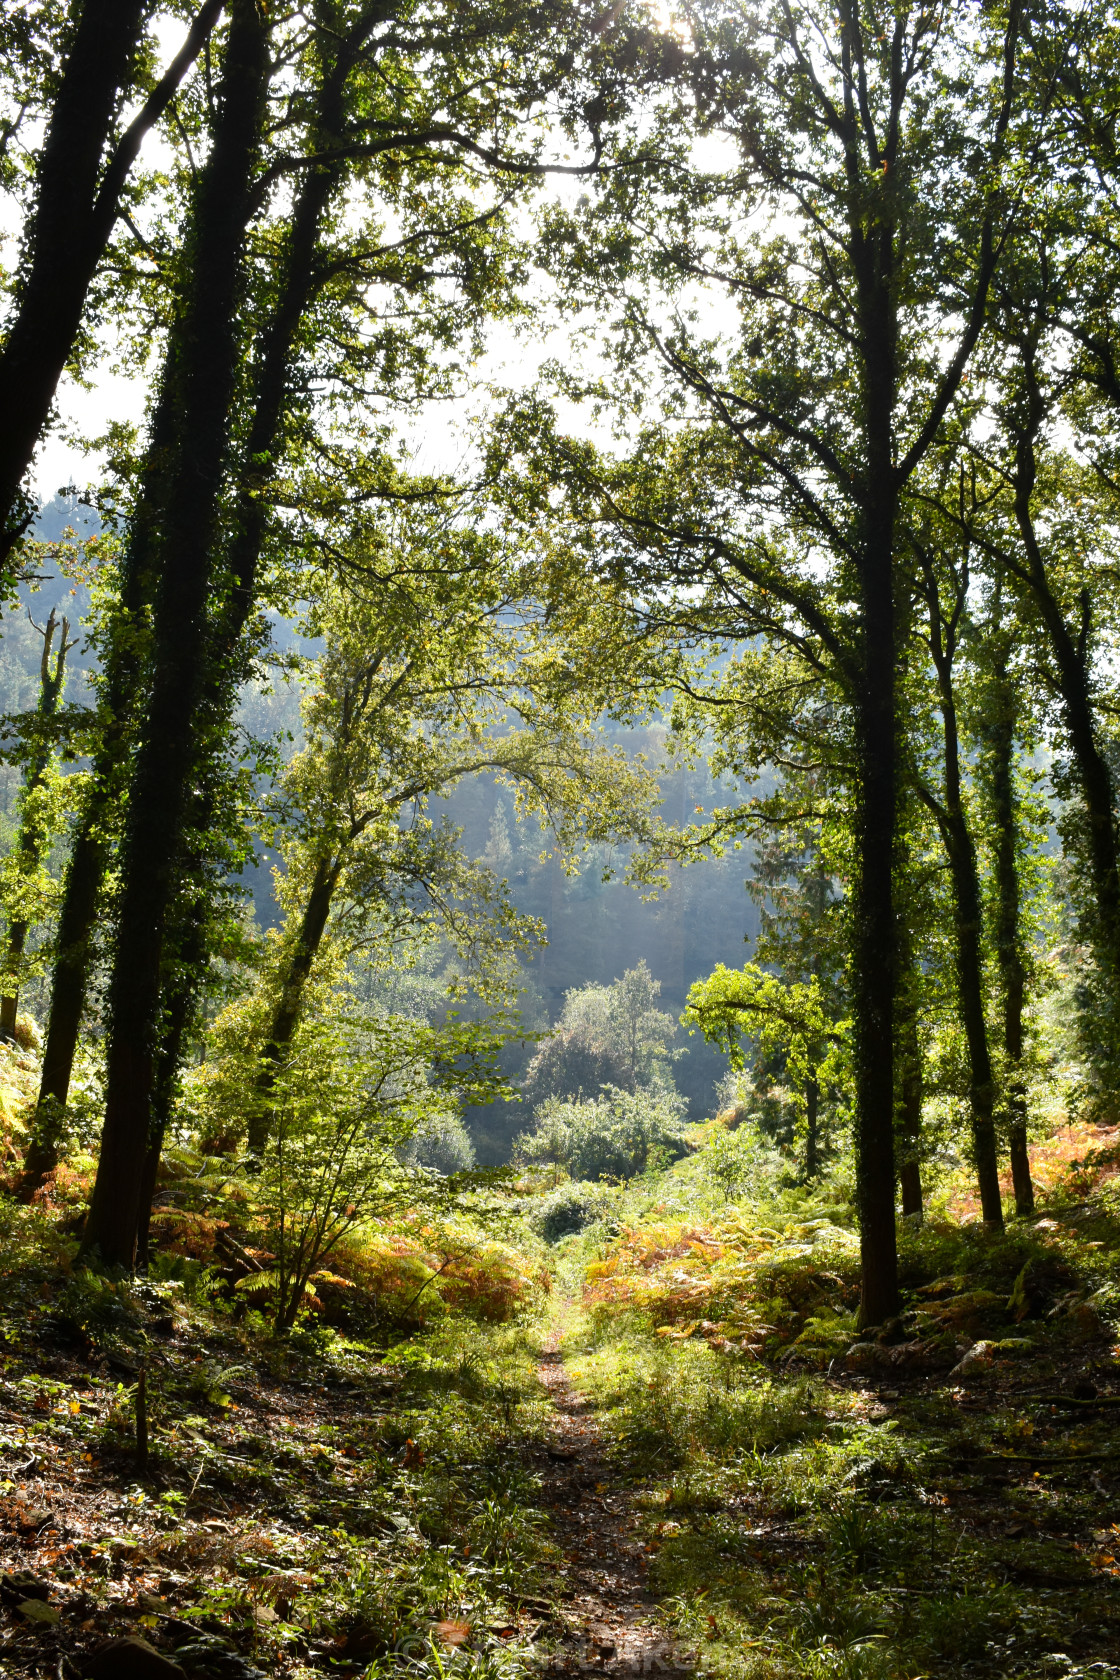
[2,1119,1120,1680]
[532,1318,692,1680]
[1,1251,1119,1680]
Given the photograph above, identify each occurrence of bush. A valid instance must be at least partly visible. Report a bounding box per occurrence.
[515,1084,688,1183]
[533,1180,614,1243]
[401,1110,475,1175]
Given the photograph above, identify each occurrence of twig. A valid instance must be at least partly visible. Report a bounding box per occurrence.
[215,1227,265,1273]
[1038,1393,1120,1409]
[185,1456,208,1506]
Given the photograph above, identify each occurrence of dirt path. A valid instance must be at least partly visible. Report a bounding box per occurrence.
[528,1328,692,1680]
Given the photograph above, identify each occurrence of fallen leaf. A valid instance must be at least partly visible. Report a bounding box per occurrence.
[432,1620,471,1648]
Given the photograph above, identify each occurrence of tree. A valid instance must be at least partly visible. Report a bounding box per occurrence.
[508,0,1037,1321]
[908,516,1004,1228]
[971,588,1042,1216]
[523,960,678,1102]
[247,524,657,1152]
[73,0,642,1266]
[514,1083,687,1182]
[0,0,225,590]
[197,1006,507,1330]
[684,963,849,1182]
[79,0,271,1265]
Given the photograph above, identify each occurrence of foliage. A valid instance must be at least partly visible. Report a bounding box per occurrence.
[523,960,678,1102]
[402,1109,477,1177]
[530,1179,617,1244]
[200,1002,510,1329]
[514,1084,688,1184]
[685,964,852,1139]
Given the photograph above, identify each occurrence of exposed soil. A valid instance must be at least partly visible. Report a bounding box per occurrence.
[530,1333,691,1680]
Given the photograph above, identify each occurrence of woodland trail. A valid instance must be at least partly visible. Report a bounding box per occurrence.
[528,1319,693,1680]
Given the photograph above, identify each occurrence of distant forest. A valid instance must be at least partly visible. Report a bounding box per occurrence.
[1,497,757,1161]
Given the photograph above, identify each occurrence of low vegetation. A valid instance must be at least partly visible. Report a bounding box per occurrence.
[2,1031,1119,1680]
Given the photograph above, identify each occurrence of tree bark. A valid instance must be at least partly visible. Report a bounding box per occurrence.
[923,592,1004,1229]
[0,0,224,576]
[248,855,341,1153]
[988,643,1034,1216]
[82,0,269,1269]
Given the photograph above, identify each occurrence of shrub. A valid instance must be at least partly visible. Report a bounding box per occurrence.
[533,1180,614,1243]
[515,1084,688,1183]
[402,1110,475,1175]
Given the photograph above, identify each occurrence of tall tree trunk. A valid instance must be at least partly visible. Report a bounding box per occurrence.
[853,535,901,1326]
[82,0,269,1269]
[895,937,924,1221]
[1013,353,1120,1007]
[851,243,901,1326]
[804,1074,820,1179]
[111,10,381,1194]
[248,856,340,1154]
[25,44,243,1176]
[28,67,342,1150]
[0,0,224,577]
[924,602,1004,1229]
[1,611,73,1037]
[988,643,1034,1216]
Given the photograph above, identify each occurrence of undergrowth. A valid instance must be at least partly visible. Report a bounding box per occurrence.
[550,1126,1120,1680]
[0,1196,557,1680]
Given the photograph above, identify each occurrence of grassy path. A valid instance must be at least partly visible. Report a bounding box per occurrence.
[527,1308,692,1680]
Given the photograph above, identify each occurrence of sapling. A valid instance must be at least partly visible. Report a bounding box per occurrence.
[244,1009,509,1331]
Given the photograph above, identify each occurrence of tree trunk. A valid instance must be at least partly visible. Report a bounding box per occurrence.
[896,965,924,1220]
[26,580,161,1189]
[853,544,901,1327]
[248,856,340,1153]
[1013,363,1120,1004]
[0,0,223,575]
[26,44,247,1179]
[988,645,1034,1216]
[0,930,28,1040]
[81,0,270,1269]
[135,934,201,1269]
[851,251,901,1327]
[117,13,379,1185]
[926,618,1004,1229]
[35,6,368,1203]
[33,821,105,1110]
[804,1074,820,1179]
